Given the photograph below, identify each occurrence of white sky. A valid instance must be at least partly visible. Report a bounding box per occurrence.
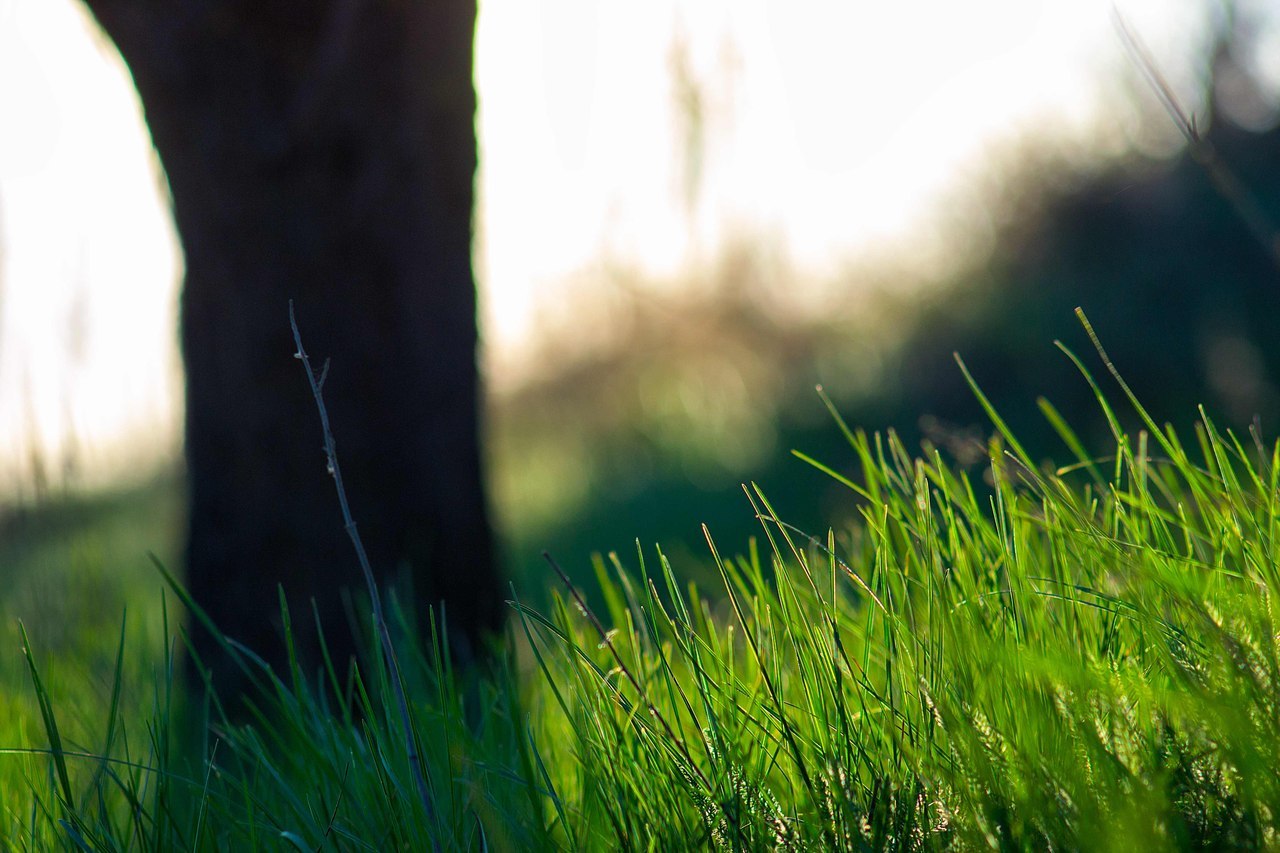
[0,0,1235,493]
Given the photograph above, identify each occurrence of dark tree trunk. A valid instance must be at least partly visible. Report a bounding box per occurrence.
[79,0,502,698]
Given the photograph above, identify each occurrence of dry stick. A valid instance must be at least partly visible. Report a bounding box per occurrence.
[1113,9,1280,274]
[288,301,440,842]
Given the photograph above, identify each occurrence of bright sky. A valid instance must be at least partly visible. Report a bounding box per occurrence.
[0,0,1239,493]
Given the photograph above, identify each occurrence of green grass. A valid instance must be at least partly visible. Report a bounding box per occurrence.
[0,476,183,844]
[7,325,1280,848]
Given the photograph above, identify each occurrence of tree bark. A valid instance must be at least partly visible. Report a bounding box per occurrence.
[79,0,502,698]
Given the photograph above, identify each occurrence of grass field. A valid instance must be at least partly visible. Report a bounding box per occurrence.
[5,320,1280,848]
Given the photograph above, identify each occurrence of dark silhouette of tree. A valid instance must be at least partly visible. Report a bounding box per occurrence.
[78,1,503,699]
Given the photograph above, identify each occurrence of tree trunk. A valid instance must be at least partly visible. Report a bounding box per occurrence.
[79,0,502,699]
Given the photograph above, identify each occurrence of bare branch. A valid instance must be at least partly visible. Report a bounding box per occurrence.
[1113,8,1280,273]
[289,300,440,846]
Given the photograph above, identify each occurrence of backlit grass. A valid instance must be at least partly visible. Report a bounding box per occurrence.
[6,322,1280,848]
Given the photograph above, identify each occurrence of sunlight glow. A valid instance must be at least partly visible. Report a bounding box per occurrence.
[474,0,1213,376]
[0,0,1226,492]
[0,0,181,495]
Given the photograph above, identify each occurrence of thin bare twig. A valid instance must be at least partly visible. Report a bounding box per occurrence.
[1113,8,1280,273]
[288,301,440,845]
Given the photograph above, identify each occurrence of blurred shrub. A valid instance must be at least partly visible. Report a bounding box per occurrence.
[492,112,1280,603]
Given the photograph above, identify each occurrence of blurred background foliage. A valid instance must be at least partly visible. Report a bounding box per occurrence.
[491,16,1280,599]
[4,2,1280,619]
